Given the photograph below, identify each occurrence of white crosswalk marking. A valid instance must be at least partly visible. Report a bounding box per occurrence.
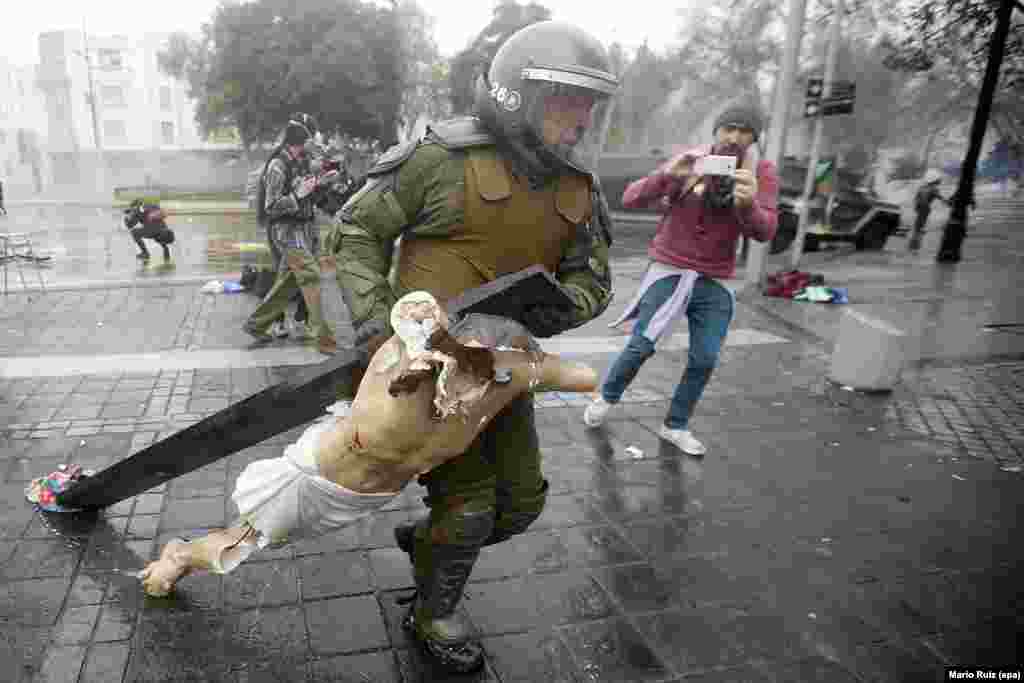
[0,329,791,378]
[541,329,790,355]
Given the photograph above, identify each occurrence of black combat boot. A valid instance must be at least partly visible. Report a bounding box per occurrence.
[394,519,419,561]
[400,521,485,674]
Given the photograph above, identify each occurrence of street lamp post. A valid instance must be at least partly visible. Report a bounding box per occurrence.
[77,24,107,196]
[81,32,102,153]
[743,0,809,293]
[789,0,843,270]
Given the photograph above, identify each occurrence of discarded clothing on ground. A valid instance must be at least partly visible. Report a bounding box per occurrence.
[764,269,825,298]
[793,286,849,304]
[201,280,244,294]
[25,464,96,512]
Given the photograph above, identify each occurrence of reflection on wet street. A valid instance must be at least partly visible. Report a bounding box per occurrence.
[2,205,293,287]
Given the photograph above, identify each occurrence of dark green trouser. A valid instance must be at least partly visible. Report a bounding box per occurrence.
[246,247,332,339]
[412,394,548,608]
[416,395,546,547]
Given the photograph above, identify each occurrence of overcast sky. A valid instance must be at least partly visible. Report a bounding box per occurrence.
[1,0,689,66]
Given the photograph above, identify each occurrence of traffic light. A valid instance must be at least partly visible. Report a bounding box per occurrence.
[804,100,821,118]
[806,78,824,99]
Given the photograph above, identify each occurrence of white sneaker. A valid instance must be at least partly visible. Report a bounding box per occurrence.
[583,396,614,427]
[270,320,290,338]
[658,426,707,455]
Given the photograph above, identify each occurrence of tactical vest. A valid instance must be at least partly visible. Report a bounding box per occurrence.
[394,146,593,302]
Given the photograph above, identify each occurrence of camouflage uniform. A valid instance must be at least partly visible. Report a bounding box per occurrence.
[245,151,335,347]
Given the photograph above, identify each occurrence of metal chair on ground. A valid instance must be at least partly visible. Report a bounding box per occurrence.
[0,222,49,295]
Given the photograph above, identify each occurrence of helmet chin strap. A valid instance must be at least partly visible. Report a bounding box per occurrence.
[505,133,565,189]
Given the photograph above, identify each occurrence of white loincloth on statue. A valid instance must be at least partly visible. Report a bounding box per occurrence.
[231,416,399,549]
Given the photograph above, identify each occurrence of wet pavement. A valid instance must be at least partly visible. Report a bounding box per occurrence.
[750,194,1024,366]
[1,200,1022,681]
[1,203,278,290]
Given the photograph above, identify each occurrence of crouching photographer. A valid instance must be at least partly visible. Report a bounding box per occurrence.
[124,198,175,262]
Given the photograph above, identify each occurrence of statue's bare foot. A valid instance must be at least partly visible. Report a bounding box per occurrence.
[140,538,193,597]
[140,526,260,596]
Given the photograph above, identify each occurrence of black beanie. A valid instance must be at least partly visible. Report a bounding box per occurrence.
[713,103,765,141]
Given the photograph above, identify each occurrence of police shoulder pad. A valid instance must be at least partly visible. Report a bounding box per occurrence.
[366,139,420,177]
[424,116,496,150]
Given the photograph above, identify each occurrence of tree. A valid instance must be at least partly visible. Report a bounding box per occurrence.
[609,44,678,150]
[616,0,781,152]
[158,0,407,152]
[673,0,783,106]
[447,0,552,114]
[891,0,1022,83]
[394,0,450,141]
[792,28,905,180]
[882,0,1023,114]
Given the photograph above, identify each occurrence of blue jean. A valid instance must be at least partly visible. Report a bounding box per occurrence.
[601,274,735,430]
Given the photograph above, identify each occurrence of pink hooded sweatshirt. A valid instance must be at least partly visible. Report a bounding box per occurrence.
[622,145,780,279]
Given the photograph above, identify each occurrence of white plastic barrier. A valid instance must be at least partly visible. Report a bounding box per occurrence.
[828,309,907,392]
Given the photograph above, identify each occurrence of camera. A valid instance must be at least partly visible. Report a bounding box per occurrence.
[704,176,736,210]
[700,150,740,210]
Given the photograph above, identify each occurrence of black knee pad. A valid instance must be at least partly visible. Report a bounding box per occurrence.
[425,508,496,549]
[490,480,549,544]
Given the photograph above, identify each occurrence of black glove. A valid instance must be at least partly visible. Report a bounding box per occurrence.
[519,304,576,339]
[354,318,392,357]
[0,205,6,216]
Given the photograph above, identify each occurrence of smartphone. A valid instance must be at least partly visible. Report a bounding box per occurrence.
[694,154,737,177]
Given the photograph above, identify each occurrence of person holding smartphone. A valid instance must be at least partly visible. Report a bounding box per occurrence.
[244,115,337,355]
[582,102,778,455]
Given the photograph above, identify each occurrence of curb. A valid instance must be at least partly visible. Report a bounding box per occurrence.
[2,274,247,293]
[7,199,253,216]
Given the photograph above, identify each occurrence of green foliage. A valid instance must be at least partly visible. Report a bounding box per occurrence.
[816,37,903,173]
[883,0,1022,94]
[447,0,552,114]
[617,0,780,150]
[611,43,682,150]
[394,0,449,138]
[673,0,781,105]
[158,0,408,149]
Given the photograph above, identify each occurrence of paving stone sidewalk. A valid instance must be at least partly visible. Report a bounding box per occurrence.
[2,231,1023,681]
[1,336,1021,681]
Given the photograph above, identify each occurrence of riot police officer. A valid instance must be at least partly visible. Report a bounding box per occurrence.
[325,21,618,673]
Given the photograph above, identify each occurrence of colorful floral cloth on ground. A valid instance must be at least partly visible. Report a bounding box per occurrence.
[25,464,96,512]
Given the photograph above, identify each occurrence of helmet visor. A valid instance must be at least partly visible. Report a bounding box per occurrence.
[526,81,612,171]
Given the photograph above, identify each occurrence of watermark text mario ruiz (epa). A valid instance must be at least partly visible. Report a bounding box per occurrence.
[946,669,1021,680]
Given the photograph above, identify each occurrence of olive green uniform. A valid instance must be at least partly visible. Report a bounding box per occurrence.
[325,117,613,667]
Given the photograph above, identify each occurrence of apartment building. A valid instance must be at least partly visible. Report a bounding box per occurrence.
[0,57,49,192]
[37,29,211,154]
